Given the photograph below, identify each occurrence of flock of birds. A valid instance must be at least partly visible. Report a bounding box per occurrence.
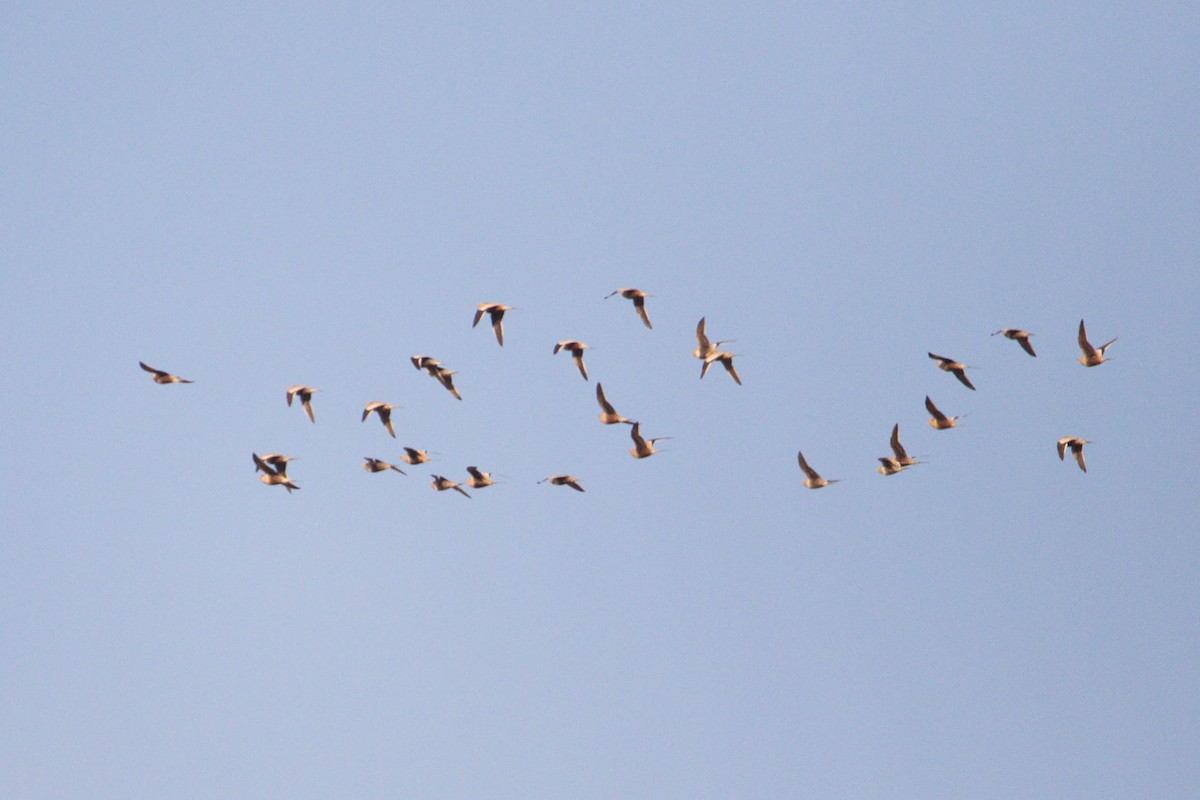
[139,291,1118,496]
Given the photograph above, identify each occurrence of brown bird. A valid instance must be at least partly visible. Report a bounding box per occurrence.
[1077,320,1117,367]
[538,474,586,492]
[255,453,297,476]
[465,466,497,489]
[400,447,433,465]
[595,383,634,425]
[430,474,471,498]
[605,288,653,329]
[797,450,840,489]
[472,303,515,346]
[554,340,591,380]
[629,421,670,459]
[878,423,921,474]
[411,355,442,373]
[692,317,734,360]
[362,401,398,437]
[363,457,405,474]
[286,385,318,422]
[925,395,961,430]
[1056,437,1092,473]
[139,361,193,384]
[433,367,463,401]
[252,453,300,492]
[992,329,1036,357]
[928,352,976,390]
[701,350,741,385]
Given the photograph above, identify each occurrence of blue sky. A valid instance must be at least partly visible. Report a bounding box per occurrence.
[3,3,1198,797]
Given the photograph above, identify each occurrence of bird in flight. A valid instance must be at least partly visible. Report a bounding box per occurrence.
[992,329,1036,357]
[362,401,398,437]
[1077,320,1117,367]
[629,421,670,459]
[878,423,920,474]
[1057,437,1092,472]
[253,453,300,492]
[363,457,405,474]
[797,450,840,489]
[538,474,585,492]
[473,302,515,346]
[928,352,976,390]
[286,385,318,422]
[140,361,193,384]
[554,340,591,381]
[925,396,962,430]
[692,317,734,361]
[430,474,471,498]
[400,447,433,465]
[595,383,634,425]
[701,350,741,385]
[465,466,497,488]
[605,288,653,329]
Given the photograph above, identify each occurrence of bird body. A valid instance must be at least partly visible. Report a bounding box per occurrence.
[140,361,193,384]
[554,340,591,380]
[928,352,976,390]
[539,474,585,492]
[925,396,961,430]
[362,401,398,437]
[286,385,318,422]
[595,383,633,425]
[253,453,300,492]
[605,288,653,329]
[430,474,471,497]
[797,450,840,489]
[473,303,514,346]
[1057,437,1092,472]
[1077,320,1117,367]
[992,329,1036,357]
[363,458,405,474]
[629,421,670,459]
[465,466,496,488]
[400,447,433,465]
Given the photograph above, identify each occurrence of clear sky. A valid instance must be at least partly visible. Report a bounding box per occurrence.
[3,3,1198,797]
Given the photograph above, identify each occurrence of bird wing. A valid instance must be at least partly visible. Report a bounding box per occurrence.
[596,383,618,414]
[925,396,947,421]
[1018,336,1037,357]
[472,307,485,328]
[953,368,976,390]
[796,451,819,480]
[890,423,909,460]
[1077,320,1096,357]
[633,296,652,329]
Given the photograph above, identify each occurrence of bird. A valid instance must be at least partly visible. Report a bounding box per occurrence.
[1077,319,1117,367]
[538,474,585,492]
[286,385,318,422]
[701,350,741,385]
[878,423,920,474]
[629,421,670,459]
[411,355,442,373]
[363,457,405,474]
[465,466,497,489]
[595,383,634,425]
[928,352,976,390]
[992,329,1036,357]
[1057,437,1092,473]
[412,356,462,399]
[473,303,514,346]
[797,450,840,489]
[554,340,591,380]
[692,317,734,360]
[430,474,471,498]
[252,453,300,492]
[139,361,193,384]
[605,288,653,329]
[400,447,433,465]
[433,367,463,401]
[255,453,297,476]
[362,401,398,437]
[925,395,961,430]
